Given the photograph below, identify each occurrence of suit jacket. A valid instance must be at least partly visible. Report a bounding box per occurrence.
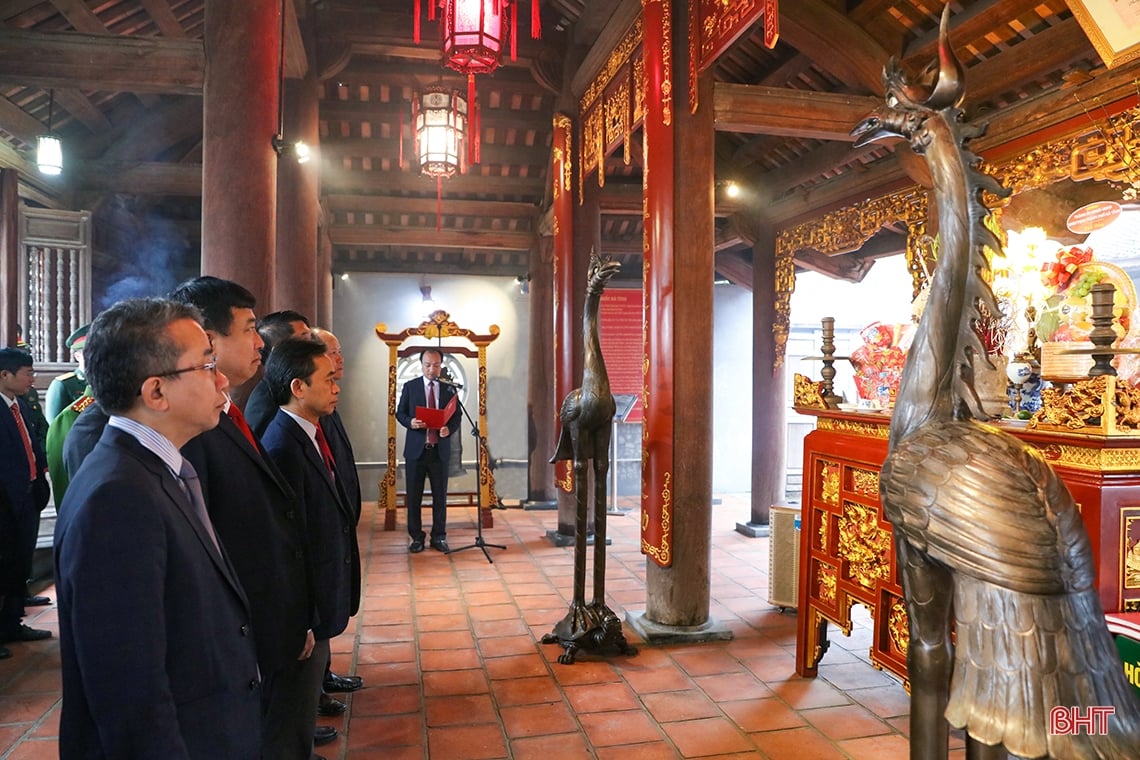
[62,400,109,482]
[262,410,360,640]
[1,395,50,517]
[395,379,460,462]
[182,412,315,675]
[55,426,261,760]
[321,410,362,525]
[243,377,275,439]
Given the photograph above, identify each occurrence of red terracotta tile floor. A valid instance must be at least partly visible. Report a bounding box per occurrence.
[0,496,978,759]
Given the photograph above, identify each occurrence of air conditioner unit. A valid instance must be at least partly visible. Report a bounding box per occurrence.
[768,504,801,612]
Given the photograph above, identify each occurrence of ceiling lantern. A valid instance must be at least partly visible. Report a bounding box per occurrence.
[414,0,542,163]
[414,84,468,229]
[440,0,507,76]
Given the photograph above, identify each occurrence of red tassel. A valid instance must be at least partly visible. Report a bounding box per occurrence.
[428,0,436,21]
[436,176,442,232]
[474,97,481,164]
[531,0,541,39]
[511,1,517,61]
[399,109,404,170]
[414,0,421,43]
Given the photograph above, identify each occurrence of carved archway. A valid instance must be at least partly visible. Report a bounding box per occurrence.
[374,309,501,531]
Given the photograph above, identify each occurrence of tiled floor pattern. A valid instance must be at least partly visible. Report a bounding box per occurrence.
[0,497,976,759]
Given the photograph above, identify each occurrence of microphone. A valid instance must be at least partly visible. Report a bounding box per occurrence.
[436,376,464,389]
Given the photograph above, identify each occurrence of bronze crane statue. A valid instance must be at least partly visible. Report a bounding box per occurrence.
[542,250,636,664]
[853,6,1140,758]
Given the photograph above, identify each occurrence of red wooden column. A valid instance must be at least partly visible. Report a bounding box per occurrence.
[634,1,722,635]
[0,170,18,347]
[201,0,280,309]
[274,68,320,317]
[526,231,556,506]
[548,120,599,545]
[741,224,786,534]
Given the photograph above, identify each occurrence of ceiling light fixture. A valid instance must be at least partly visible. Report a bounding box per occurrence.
[36,90,62,176]
[413,84,467,230]
[271,0,308,164]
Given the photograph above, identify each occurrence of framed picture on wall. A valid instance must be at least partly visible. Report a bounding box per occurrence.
[1067,0,1140,68]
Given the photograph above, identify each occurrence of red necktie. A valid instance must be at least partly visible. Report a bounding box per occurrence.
[10,401,36,482]
[315,425,337,479]
[227,404,258,449]
[426,381,439,444]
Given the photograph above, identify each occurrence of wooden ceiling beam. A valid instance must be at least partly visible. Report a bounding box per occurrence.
[321,167,546,197]
[73,159,202,196]
[326,193,537,219]
[53,89,111,133]
[713,84,880,140]
[327,5,544,65]
[319,99,551,133]
[320,136,549,167]
[714,250,754,291]
[779,0,891,94]
[0,94,47,146]
[138,0,188,38]
[570,0,641,98]
[328,61,552,98]
[332,252,529,277]
[0,29,204,94]
[329,224,535,251]
[49,0,107,35]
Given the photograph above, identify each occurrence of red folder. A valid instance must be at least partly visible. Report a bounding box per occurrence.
[415,394,457,428]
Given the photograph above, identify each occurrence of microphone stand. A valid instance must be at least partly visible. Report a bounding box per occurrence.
[442,383,505,563]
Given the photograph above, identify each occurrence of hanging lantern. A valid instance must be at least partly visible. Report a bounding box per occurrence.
[414,84,467,179]
[414,84,468,230]
[440,0,507,76]
[36,90,62,176]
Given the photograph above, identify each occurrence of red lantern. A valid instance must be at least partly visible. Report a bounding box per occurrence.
[441,0,507,76]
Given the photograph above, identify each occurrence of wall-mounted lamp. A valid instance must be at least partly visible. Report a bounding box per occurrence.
[724,180,740,198]
[515,274,531,295]
[421,285,436,317]
[36,90,62,176]
[272,134,311,164]
[340,272,349,281]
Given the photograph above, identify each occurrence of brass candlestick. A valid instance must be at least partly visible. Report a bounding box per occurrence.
[803,317,849,408]
[1088,282,1118,377]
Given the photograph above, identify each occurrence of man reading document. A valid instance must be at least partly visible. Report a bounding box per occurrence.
[395,348,460,554]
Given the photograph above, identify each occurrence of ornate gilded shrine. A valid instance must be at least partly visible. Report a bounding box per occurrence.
[374,310,501,531]
[794,404,1140,686]
[772,102,1140,370]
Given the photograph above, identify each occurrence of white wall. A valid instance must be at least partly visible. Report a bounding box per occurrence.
[331,272,530,501]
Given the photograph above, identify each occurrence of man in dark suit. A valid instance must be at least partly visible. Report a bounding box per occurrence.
[61,398,109,482]
[312,327,364,701]
[170,276,330,758]
[244,310,311,438]
[0,348,52,646]
[395,347,460,553]
[54,298,262,759]
[261,338,362,737]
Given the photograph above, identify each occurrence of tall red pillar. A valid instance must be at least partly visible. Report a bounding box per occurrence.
[632,0,724,638]
[202,0,280,310]
[274,68,320,318]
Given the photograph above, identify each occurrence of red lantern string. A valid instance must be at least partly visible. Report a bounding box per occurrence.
[436,176,442,232]
[473,95,481,164]
[531,0,541,39]
[414,0,421,43]
[511,1,517,61]
[398,108,405,170]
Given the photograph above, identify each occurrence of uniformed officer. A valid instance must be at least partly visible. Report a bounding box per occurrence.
[45,387,95,505]
[44,324,89,421]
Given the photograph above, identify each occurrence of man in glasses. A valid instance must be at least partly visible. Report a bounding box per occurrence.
[172,277,327,759]
[55,298,261,758]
